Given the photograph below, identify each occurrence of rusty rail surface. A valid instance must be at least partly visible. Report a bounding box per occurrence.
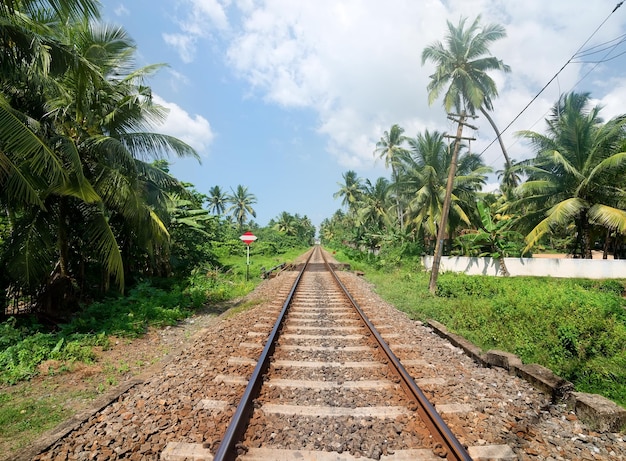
[212,248,314,461]
[319,249,472,461]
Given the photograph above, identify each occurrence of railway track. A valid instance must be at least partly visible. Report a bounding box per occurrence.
[28,247,622,461]
[205,245,471,460]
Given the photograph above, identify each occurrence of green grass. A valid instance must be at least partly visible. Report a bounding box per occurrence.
[0,387,79,453]
[330,247,626,408]
[217,246,310,280]
[0,245,312,457]
[0,245,312,386]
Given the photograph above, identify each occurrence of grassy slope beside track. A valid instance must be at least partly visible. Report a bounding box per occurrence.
[0,247,308,457]
[329,248,626,410]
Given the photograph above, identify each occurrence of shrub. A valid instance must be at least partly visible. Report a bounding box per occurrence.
[340,251,626,408]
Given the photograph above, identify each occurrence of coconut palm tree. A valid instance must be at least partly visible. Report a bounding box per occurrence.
[295,214,315,242]
[373,124,409,229]
[1,0,99,18]
[357,177,393,229]
[207,185,228,215]
[273,211,297,236]
[48,20,196,285]
[227,185,257,231]
[0,0,103,215]
[355,177,393,249]
[513,92,626,258]
[1,8,199,311]
[421,15,513,178]
[403,130,490,252]
[334,170,364,216]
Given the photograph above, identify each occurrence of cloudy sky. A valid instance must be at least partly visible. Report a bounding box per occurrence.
[100,0,626,228]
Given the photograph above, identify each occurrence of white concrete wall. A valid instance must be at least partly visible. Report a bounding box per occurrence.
[422,256,626,279]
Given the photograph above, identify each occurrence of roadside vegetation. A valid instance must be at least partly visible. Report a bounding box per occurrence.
[0,1,315,454]
[318,13,626,412]
[3,0,626,454]
[330,245,626,409]
[0,0,316,387]
[0,232,310,455]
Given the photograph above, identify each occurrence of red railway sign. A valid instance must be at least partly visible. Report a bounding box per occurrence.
[239,231,257,245]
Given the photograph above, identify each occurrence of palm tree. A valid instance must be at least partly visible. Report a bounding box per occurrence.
[296,214,315,242]
[334,170,364,216]
[227,185,257,231]
[207,185,228,215]
[358,177,392,228]
[496,160,521,200]
[1,8,199,311]
[421,15,514,178]
[373,124,409,229]
[0,0,101,215]
[273,211,297,236]
[513,92,626,258]
[47,20,197,286]
[403,130,490,252]
[1,0,99,18]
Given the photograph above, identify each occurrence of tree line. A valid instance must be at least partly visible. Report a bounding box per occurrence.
[0,1,314,319]
[322,16,626,264]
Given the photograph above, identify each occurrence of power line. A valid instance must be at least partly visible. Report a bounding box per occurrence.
[478,1,625,159]
[572,49,626,64]
[574,32,626,58]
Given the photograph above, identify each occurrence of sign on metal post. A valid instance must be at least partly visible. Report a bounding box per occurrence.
[239,232,257,280]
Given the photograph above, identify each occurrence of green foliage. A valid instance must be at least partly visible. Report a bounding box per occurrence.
[0,317,27,350]
[454,200,526,258]
[0,390,70,449]
[64,281,192,337]
[334,248,626,407]
[0,234,310,385]
[435,272,504,298]
[0,280,192,384]
[268,211,316,244]
[0,329,107,384]
[185,267,254,304]
[170,223,220,276]
[326,238,424,273]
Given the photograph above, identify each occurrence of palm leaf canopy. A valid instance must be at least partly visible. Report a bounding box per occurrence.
[421,15,510,114]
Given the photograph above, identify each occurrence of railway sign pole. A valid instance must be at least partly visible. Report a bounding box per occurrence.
[239,231,257,280]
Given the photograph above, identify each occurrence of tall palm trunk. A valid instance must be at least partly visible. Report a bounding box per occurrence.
[576,211,593,259]
[57,197,70,279]
[480,107,516,187]
[391,167,404,230]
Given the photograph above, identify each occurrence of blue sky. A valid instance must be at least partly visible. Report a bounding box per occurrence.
[99,0,626,229]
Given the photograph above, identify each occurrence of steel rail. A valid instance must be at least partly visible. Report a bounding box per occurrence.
[320,249,473,461]
[212,247,315,461]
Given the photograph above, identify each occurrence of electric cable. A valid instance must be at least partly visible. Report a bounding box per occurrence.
[477,1,624,159]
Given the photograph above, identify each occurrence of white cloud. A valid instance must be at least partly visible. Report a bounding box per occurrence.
[163,33,197,64]
[163,0,230,62]
[113,4,129,17]
[171,0,626,171]
[166,69,191,93]
[152,94,215,155]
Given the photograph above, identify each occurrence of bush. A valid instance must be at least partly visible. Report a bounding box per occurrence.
[0,331,107,384]
[341,253,626,408]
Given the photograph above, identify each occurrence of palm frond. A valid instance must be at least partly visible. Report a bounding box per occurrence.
[0,97,65,205]
[588,204,626,233]
[81,204,124,290]
[118,132,200,161]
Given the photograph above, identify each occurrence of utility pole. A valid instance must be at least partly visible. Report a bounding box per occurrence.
[429,112,477,294]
